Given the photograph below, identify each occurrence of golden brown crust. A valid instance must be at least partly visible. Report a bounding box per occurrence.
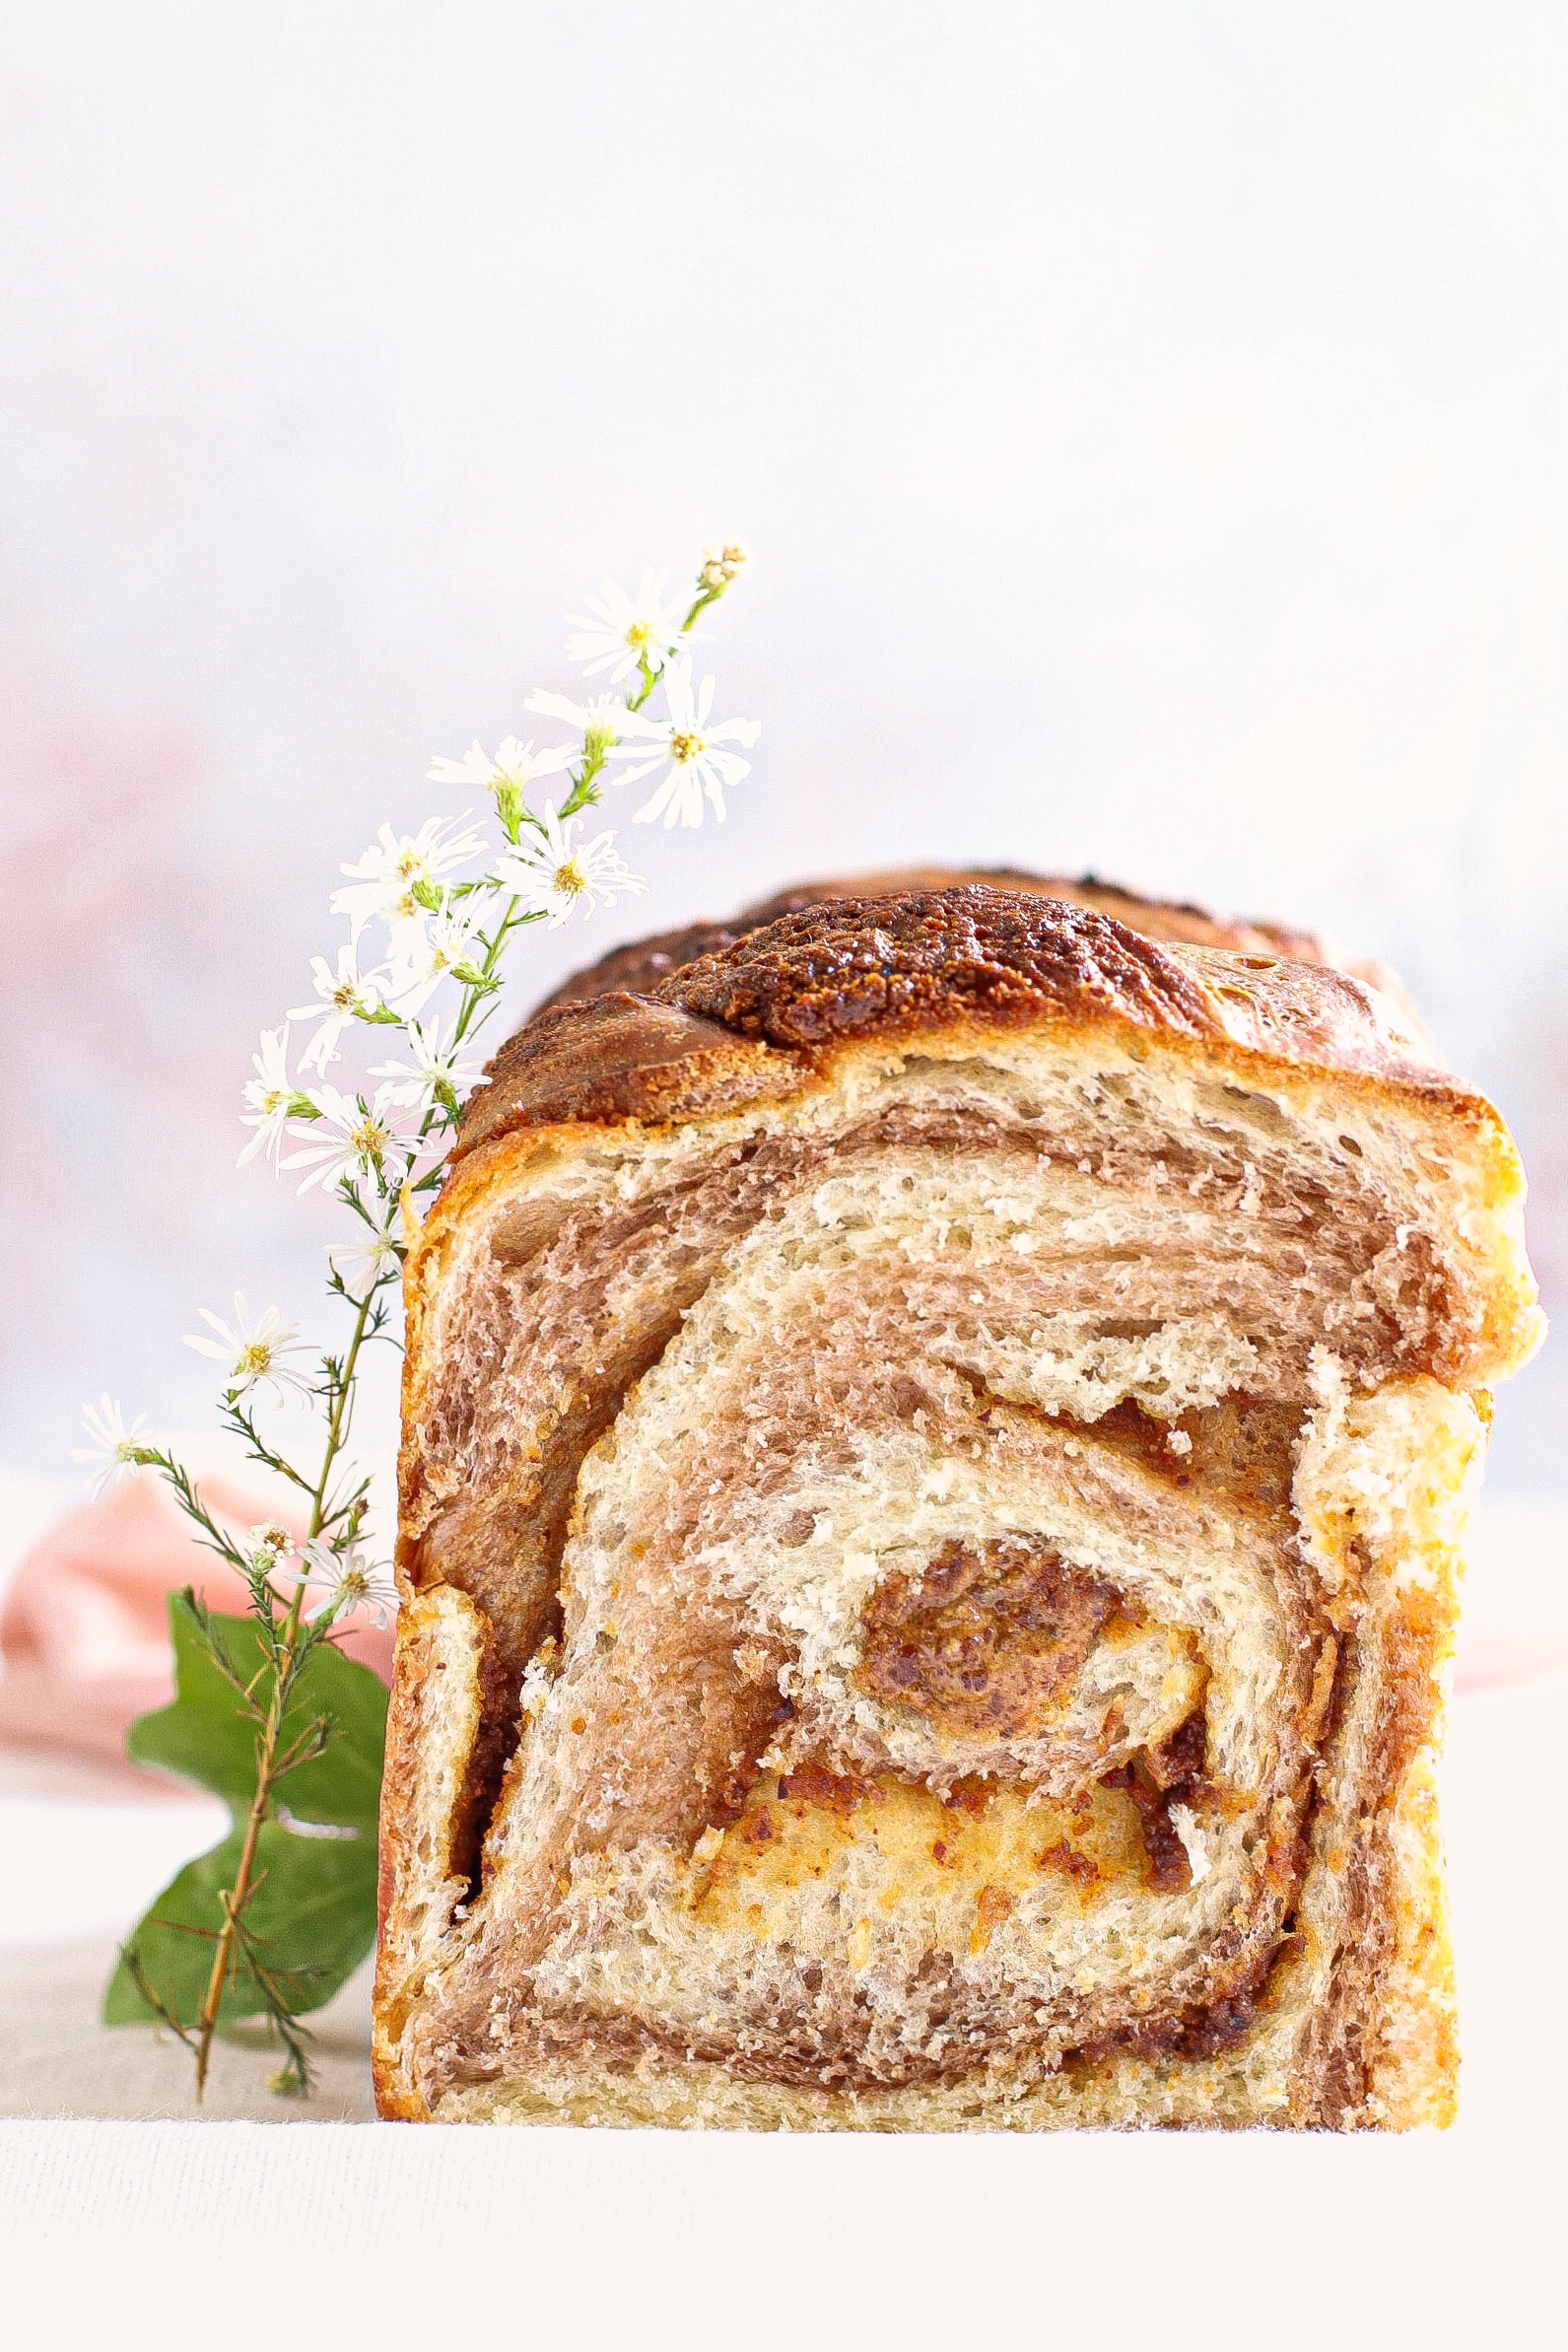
[454,995,804,1159]
[534,866,1340,1010]
[457,885,1454,1169]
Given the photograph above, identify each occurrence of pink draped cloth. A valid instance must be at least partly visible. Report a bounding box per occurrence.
[0,1470,394,1765]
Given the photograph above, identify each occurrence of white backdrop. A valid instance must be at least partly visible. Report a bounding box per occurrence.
[5,3,1566,1483]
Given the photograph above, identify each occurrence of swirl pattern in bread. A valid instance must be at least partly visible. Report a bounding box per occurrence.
[374,884,1540,2127]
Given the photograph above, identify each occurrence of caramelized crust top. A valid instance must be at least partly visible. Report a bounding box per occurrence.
[533,866,1337,1009]
[454,884,1450,1164]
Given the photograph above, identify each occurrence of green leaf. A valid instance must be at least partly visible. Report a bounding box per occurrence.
[103,1822,377,2026]
[104,1596,386,2030]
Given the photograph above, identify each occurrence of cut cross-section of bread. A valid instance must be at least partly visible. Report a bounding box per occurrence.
[374,883,1541,2128]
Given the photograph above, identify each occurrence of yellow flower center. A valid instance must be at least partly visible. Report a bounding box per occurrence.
[670,730,704,764]
[239,1341,274,1376]
[262,1086,288,1116]
[397,850,425,881]
[331,981,358,1010]
[625,619,652,649]
[554,858,588,897]
[351,1118,386,1159]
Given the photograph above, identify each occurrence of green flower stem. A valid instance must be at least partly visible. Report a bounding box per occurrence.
[135,1450,251,1576]
[191,1575,307,2098]
[140,1274,381,2097]
[450,897,525,1048]
[558,740,609,816]
[307,1280,379,1544]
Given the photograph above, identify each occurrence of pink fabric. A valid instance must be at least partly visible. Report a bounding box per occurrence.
[1454,1626,1568,1694]
[0,1470,394,1764]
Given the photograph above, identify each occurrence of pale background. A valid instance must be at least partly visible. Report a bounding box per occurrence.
[5,2,1567,1489]
[1,18,1566,2304]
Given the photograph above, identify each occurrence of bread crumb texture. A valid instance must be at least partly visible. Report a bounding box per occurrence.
[374,896,1538,2129]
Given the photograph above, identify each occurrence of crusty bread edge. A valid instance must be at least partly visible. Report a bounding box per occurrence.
[379,963,1534,2125]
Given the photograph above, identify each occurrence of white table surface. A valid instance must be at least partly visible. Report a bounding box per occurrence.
[2,1502,1564,2347]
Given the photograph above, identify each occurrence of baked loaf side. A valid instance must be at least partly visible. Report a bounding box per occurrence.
[375,887,1540,2128]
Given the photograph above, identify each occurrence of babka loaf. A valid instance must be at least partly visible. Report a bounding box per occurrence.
[374,880,1541,2128]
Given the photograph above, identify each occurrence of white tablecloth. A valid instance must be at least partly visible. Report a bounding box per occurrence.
[2,1503,1564,2346]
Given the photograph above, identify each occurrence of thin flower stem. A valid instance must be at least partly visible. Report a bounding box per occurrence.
[192,1583,305,2097]
[448,896,538,1050]
[557,738,611,814]
[307,1276,382,1543]
[224,1403,317,1495]
[140,1452,252,1576]
[153,1269,374,2098]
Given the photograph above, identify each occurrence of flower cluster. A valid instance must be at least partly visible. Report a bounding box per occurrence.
[82,539,758,1618]
[229,1523,399,1630]
[78,540,756,2103]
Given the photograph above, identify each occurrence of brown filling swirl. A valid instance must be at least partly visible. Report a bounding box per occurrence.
[395,1090,1437,2110]
[855,1540,1125,1740]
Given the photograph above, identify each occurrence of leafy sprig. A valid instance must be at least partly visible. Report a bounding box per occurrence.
[80,543,756,2098]
[106,1592,387,2098]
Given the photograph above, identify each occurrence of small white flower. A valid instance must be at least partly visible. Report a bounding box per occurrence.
[330,816,489,941]
[288,943,387,1075]
[369,1017,486,1114]
[491,803,646,928]
[328,1218,404,1298]
[300,1538,399,1627]
[246,1521,301,1578]
[183,1293,313,1400]
[73,1396,152,1493]
[614,657,762,828]
[381,890,495,1019]
[698,539,750,590]
[239,1027,307,1170]
[281,1084,420,1195]
[565,570,688,684]
[425,736,572,796]
[523,686,662,754]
